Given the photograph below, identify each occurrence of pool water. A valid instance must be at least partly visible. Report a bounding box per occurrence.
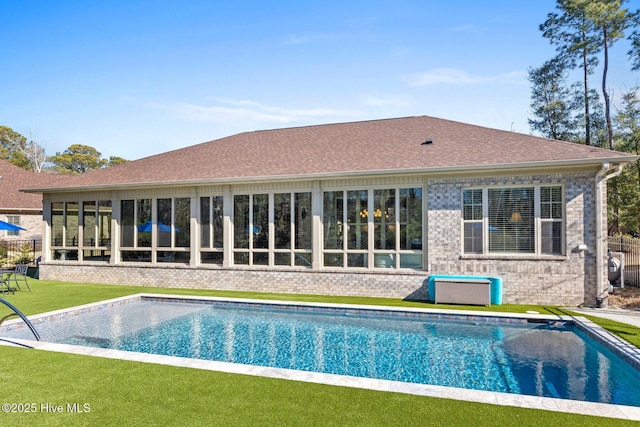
[3,298,640,407]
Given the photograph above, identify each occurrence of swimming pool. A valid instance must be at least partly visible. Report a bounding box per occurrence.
[2,294,640,419]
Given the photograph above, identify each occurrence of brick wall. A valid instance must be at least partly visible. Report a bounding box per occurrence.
[39,263,430,300]
[427,173,600,306]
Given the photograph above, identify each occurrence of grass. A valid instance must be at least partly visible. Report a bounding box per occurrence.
[0,280,639,426]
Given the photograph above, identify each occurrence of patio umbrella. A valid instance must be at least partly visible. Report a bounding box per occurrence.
[137,221,175,232]
[0,220,26,231]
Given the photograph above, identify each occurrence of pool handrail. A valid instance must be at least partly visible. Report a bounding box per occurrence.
[0,298,40,341]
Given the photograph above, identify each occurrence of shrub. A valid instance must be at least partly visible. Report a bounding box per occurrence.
[11,243,34,265]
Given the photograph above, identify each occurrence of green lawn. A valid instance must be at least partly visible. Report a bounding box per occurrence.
[0,280,638,426]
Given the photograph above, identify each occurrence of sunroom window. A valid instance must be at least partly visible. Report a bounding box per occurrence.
[233,192,312,267]
[50,201,79,260]
[462,186,564,255]
[200,196,224,265]
[81,200,112,261]
[323,187,423,269]
[120,198,189,263]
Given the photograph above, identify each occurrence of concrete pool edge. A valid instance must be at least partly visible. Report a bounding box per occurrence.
[1,293,640,421]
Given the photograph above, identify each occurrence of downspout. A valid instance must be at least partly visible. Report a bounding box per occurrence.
[595,162,624,307]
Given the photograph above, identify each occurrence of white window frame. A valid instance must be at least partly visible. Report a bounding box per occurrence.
[322,186,424,270]
[6,215,20,237]
[461,185,565,256]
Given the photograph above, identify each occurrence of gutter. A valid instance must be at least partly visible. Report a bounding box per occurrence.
[595,162,624,307]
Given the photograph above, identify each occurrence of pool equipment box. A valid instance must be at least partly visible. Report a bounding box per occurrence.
[427,275,503,305]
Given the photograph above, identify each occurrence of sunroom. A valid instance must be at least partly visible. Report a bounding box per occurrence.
[46,182,425,271]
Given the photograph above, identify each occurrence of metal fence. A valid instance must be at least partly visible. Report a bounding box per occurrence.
[608,236,640,287]
[0,238,42,266]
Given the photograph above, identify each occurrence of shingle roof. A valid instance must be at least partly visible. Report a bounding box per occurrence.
[22,116,638,192]
[0,160,64,210]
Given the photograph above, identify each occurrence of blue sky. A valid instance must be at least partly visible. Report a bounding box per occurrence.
[1,0,639,161]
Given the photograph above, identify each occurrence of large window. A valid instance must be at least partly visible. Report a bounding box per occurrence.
[462,186,564,255]
[50,201,79,260]
[81,200,112,261]
[121,199,151,262]
[200,196,224,265]
[66,202,79,246]
[157,197,190,262]
[51,186,421,269]
[120,198,189,263]
[323,187,423,269]
[233,192,312,266]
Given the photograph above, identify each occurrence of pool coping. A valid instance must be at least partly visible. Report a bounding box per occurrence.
[2,293,640,421]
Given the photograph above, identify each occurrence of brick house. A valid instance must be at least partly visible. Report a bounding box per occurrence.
[0,159,48,240]
[22,116,638,306]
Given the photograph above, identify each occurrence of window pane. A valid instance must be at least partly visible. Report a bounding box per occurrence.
[120,200,134,247]
[253,194,269,249]
[253,252,269,265]
[158,251,176,263]
[463,189,483,220]
[52,202,64,246]
[541,186,563,219]
[400,253,422,269]
[274,252,291,266]
[541,221,562,254]
[121,250,151,262]
[324,253,343,267]
[274,193,291,249]
[234,195,249,249]
[464,222,483,254]
[323,191,343,249]
[488,187,534,253]
[347,190,368,250]
[6,216,20,236]
[347,253,366,268]
[83,201,96,245]
[201,252,223,265]
[374,189,395,250]
[83,249,109,262]
[295,192,311,250]
[174,197,190,248]
[294,253,312,267]
[157,198,172,247]
[200,197,211,248]
[98,201,112,246]
[212,196,224,248]
[400,188,422,250]
[234,251,249,265]
[374,253,394,268]
[137,199,152,247]
[66,202,79,246]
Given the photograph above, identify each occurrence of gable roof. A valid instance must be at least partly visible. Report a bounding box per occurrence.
[0,160,65,210]
[22,116,638,192]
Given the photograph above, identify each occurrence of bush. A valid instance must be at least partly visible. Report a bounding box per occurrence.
[11,243,34,265]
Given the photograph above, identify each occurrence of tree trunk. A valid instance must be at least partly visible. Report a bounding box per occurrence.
[603,27,614,150]
[582,28,591,146]
[602,26,618,233]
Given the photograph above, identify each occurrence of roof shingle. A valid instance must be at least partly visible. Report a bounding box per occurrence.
[0,160,64,209]
[23,116,638,192]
